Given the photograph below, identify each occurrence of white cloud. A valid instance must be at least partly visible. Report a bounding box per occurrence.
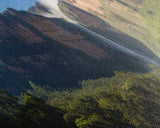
[37,0,74,21]
[38,0,59,11]
[38,0,64,18]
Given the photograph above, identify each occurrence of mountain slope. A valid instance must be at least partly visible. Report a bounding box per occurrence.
[61,0,160,57]
[0,1,160,128]
[0,8,152,94]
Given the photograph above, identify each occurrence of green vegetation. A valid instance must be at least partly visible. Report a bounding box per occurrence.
[0,92,68,128]
[140,0,160,55]
[100,0,160,57]
[48,66,160,128]
[0,67,160,127]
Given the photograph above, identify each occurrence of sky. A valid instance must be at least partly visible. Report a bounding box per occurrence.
[0,0,38,12]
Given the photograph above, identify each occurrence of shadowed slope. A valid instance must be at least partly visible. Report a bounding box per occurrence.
[0,9,151,94]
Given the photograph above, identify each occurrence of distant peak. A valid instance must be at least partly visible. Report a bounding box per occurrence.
[1,8,18,16]
[6,8,17,12]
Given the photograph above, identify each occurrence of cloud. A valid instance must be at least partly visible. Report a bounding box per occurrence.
[38,0,59,11]
[38,0,64,18]
[37,0,74,20]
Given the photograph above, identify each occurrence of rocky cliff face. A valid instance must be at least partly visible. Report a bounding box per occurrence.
[0,8,153,94]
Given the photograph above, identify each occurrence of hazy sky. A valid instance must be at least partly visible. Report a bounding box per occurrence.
[0,0,38,12]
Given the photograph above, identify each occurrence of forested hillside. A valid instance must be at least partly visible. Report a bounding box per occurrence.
[0,66,159,128]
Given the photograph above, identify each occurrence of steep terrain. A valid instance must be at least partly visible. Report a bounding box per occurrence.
[30,1,160,62]
[0,8,153,94]
[61,0,160,57]
[0,0,160,127]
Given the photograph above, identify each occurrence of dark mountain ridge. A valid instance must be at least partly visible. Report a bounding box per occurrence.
[0,8,156,94]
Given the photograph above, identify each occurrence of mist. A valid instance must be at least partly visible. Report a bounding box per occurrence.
[38,0,64,18]
[39,0,59,11]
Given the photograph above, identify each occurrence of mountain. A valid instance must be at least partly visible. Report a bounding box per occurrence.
[60,0,160,57]
[0,6,157,94]
[29,0,160,64]
[0,0,160,128]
